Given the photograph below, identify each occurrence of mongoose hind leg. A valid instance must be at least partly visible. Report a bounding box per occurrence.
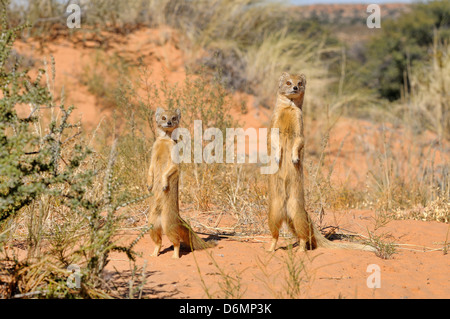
[151,243,162,257]
[172,242,181,259]
[149,215,162,257]
[286,217,307,252]
[267,197,284,252]
[161,214,182,259]
[298,239,307,251]
[286,196,314,250]
[268,238,278,253]
[287,218,307,251]
[166,229,181,259]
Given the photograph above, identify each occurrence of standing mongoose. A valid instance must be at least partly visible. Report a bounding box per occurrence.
[147,108,215,258]
[267,72,374,252]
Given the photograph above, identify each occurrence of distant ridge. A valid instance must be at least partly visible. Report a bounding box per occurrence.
[291,2,411,24]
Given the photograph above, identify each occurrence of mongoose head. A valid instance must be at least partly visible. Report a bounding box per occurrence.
[155,107,181,135]
[278,72,306,100]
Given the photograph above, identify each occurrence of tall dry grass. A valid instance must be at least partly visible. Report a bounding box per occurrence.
[3,0,449,300]
[144,0,339,108]
[399,38,449,141]
[74,0,448,229]
[0,37,151,298]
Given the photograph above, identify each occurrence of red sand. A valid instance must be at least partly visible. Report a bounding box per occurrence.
[12,26,449,299]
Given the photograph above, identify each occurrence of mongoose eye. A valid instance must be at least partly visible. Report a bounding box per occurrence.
[172,117,177,121]
[286,81,292,86]
[162,116,166,121]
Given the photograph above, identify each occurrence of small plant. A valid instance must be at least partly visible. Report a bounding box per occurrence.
[126,260,148,299]
[255,244,316,299]
[281,245,311,298]
[194,249,247,299]
[364,211,397,260]
[366,232,397,260]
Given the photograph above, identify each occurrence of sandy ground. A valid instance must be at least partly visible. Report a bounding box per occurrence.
[107,209,449,299]
[11,27,449,299]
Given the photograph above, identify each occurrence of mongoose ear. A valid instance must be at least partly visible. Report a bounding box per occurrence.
[279,72,290,88]
[156,107,164,118]
[175,108,181,120]
[298,74,306,87]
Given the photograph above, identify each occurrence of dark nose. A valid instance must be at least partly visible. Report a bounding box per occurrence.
[167,121,172,125]
[293,86,298,91]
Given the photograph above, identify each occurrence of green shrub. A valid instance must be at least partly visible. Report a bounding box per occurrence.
[0,4,151,298]
[0,5,55,224]
[361,0,450,101]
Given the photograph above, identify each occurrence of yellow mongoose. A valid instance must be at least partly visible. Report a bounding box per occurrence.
[267,72,374,252]
[147,108,215,258]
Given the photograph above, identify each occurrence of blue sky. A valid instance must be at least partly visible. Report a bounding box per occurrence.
[11,0,417,7]
[290,0,414,4]
[12,0,417,6]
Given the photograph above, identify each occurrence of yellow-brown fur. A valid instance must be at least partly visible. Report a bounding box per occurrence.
[267,72,374,252]
[147,108,215,258]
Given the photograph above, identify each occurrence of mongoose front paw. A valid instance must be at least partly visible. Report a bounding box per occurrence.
[147,185,153,192]
[162,185,169,192]
[275,153,281,165]
[292,156,300,164]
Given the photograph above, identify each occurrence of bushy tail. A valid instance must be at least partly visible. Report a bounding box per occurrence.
[312,224,375,252]
[178,218,217,251]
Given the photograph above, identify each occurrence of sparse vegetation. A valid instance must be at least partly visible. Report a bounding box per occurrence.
[360,0,450,101]
[1,0,448,299]
[0,4,150,298]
